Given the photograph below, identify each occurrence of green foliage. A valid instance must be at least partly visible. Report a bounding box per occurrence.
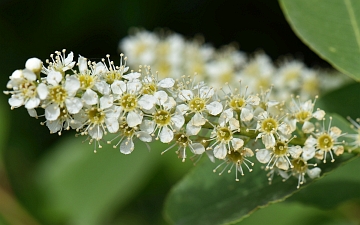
[280,0,360,81]
[163,114,358,225]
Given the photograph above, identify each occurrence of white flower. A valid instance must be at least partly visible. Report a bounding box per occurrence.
[255,111,291,148]
[44,75,82,121]
[346,117,360,151]
[160,131,205,162]
[304,118,344,163]
[5,69,47,110]
[140,91,184,143]
[213,147,254,181]
[290,154,321,189]
[25,57,43,75]
[42,50,75,75]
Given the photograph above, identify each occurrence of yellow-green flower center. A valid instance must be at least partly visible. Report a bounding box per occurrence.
[78,74,95,90]
[189,97,206,112]
[104,71,122,84]
[229,97,245,111]
[295,110,311,123]
[217,127,232,142]
[120,122,136,137]
[227,150,244,163]
[120,93,138,112]
[317,133,333,151]
[261,118,278,133]
[49,86,67,105]
[273,141,288,156]
[20,81,37,98]
[154,110,171,126]
[291,158,308,173]
[88,107,105,124]
[175,133,189,146]
[142,83,157,95]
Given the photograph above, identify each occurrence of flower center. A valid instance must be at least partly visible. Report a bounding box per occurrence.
[20,81,37,98]
[154,110,171,126]
[120,122,136,137]
[78,74,95,90]
[189,97,206,112]
[120,93,138,112]
[217,127,232,142]
[229,97,245,111]
[105,71,122,84]
[273,141,288,156]
[295,110,311,122]
[142,83,157,95]
[175,133,189,146]
[317,133,333,151]
[49,86,67,105]
[88,107,105,124]
[227,149,244,163]
[291,158,308,173]
[261,118,278,133]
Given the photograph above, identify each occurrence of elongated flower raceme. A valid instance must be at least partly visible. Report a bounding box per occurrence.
[3,50,359,189]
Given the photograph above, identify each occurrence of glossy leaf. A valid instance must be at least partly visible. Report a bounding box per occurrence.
[163,114,356,225]
[280,0,360,81]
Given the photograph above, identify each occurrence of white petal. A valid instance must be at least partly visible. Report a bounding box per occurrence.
[123,72,141,80]
[213,144,227,159]
[176,104,189,115]
[137,131,152,142]
[159,126,173,143]
[46,120,62,134]
[94,80,110,95]
[120,138,135,154]
[127,111,143,127]
[190,113,206,126]
[47,71,63,85]
[127,80,142,93]
[65,97,83,114]
[178,90,193,101]
[246,95,260,105]
[190,143,205,154]
[231,138,244,150]
[158,78,175,88]
[138,94,156,110]
[229,118,240,130]
[9,96,24,108]
[186,123,201,135]
[206,101,223,115]
[45,103,60,121]
[23,69,37,81]
[171,114,185,130]
[154,90,168,105]
[256,149,271,163]
[78,55,88,74]
[105,117,119,133]
[140,120,155,134]
[262,134,275,149]
[88,125,103,140]
[27,108,38,117]
[288,145,302,158]
[111,80,126,95]
[302,121,315,133]
[82,89,98,105]
[302,146,315,161]
[199,86,214,99]
[100,95,113,109]
[240,107,253,121]
[37,83,48,100]
[313,110,325,120]
[65,76,80,95]
[163,97,176,110]
[307,167,321,179]
[25,97,40,109]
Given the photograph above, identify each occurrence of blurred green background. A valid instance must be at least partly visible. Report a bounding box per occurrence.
[0,0,359,225]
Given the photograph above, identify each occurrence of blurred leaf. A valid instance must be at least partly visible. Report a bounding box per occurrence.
[280,0,360,81]
[0,98,10,163]
[163,114,356,225]
[316,82,360,119]
[35,137,162,225]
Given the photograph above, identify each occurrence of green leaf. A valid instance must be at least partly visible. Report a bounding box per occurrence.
[163,114,357,225]
[34,137,162,225]
[0,98,10,165]
[279,0,360,81]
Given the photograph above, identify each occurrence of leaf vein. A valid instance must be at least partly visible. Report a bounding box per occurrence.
[344,0,360,52]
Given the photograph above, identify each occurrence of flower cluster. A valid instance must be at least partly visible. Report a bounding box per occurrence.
[4,50,358,189]
[119,29,351,100]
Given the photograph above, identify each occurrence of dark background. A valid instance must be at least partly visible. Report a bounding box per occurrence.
[0,0,339,224]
